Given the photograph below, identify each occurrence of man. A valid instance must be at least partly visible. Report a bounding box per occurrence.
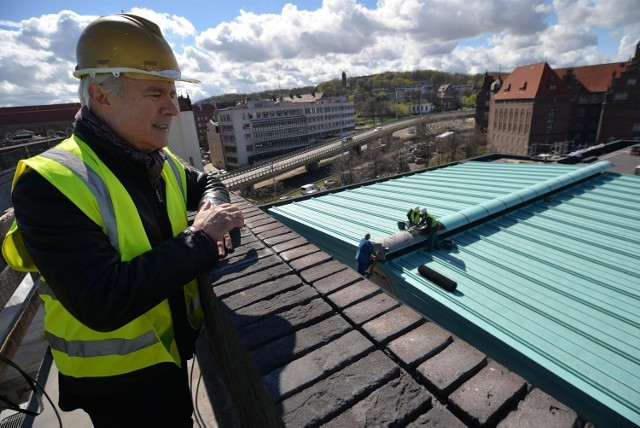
[406,206,422,231]
[420,207,437,230]
[355,233,378,277]
[420,207,443,250]
[2,14,243,427]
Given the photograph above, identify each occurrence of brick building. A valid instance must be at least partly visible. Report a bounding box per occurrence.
[435,84,458,111]
[485,42,640,156]
[192,102,216,150]
[0,103,80,144]
[596,44,640,145]
[474,72,508,133]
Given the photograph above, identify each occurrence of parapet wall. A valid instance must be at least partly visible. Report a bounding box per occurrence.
[199,194,583,427]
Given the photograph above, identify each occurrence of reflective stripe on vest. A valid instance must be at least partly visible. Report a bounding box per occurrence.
[39,147,120,252]
[4,136,201,377]
[46,330,159,358]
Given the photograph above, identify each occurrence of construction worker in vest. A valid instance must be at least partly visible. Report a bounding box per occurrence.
[406,206,422,232]
[1,14,244,427]
[420,207,444,250]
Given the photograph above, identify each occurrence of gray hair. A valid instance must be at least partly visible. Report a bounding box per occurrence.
[78,73,124,109]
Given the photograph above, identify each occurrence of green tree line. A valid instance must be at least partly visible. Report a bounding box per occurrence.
[199,69,485,122]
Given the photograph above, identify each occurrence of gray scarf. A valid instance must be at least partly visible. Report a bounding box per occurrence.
[74,106,167,188]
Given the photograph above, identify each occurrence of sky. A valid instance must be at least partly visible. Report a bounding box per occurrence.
[0,0,639,107]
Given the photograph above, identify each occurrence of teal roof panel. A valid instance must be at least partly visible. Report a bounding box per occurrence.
[267,161,640,426]
[387,172,640,427]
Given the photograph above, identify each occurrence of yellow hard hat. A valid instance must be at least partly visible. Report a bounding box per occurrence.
[73,14,200,83]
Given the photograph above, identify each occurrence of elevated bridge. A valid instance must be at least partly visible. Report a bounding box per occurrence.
[221,110,473,191]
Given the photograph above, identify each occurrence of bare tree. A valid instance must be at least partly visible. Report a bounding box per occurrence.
[460,129,487,158]
[330,147,355,185]
[359,97,378,124]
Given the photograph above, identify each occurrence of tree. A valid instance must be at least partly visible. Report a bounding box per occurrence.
[460,129,487,158]
[461,93,477,109]
[358,97,378,124]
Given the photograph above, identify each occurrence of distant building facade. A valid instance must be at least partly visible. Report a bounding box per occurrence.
[0,95,203,173]
[192,102,216,150]
[595,47,640,145]
[486,42,640,156]
[435,84,459,111]
[410,101,435,115]
[206,120,226,171]
[213,93,355,168]
[168,95,203,170]
[394,86,436,115]
[0,103,80,146]
[475,72,508,133]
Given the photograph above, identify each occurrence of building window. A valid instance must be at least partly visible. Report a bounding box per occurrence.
[633,123,640,132]
[614,93,628,101]
[518,109,524,133]
[546,109,555,134]
[627,78,637,86]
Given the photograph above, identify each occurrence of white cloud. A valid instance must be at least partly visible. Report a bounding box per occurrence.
[0,0,638,107]
[129,7,197,38]
[0,11,90,107]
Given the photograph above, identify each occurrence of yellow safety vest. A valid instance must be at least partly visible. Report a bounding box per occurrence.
[408,210,421,225]
[2,136,203,377]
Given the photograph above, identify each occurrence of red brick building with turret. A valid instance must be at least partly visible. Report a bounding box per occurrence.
[483,42,640,156]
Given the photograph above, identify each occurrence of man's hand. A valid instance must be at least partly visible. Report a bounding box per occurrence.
[192,201,244,256]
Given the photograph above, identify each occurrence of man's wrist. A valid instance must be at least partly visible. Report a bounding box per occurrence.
[188,225,216,248]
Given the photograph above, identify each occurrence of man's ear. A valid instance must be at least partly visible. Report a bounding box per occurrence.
[88,83,113,110]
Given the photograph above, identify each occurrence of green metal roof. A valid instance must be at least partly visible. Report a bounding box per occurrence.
[268,160,640,426]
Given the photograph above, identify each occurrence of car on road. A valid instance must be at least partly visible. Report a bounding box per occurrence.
[374,127,382,132]
[415,157,426,164]
[300,183,321,195]
[324,179,338,189]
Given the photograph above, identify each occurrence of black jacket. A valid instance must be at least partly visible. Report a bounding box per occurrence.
[12,121,229,403]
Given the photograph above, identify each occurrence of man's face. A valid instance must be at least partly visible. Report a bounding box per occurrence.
[104,77,179,153]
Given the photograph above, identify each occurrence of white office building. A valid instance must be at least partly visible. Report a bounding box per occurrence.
[214,93,355,168]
